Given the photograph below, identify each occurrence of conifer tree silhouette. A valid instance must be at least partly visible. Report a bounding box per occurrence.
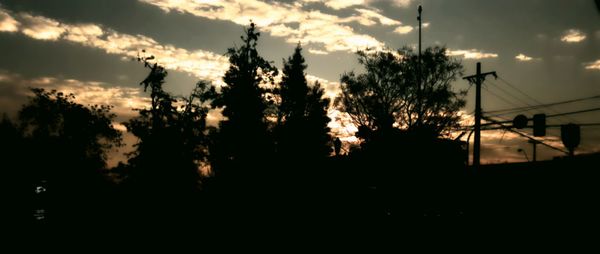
[277,44,331,161]
[206,22,278,179]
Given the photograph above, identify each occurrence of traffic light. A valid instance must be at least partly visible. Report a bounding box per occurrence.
[561,123,580,156]
[512,114,528,129]
[533,113,546,137]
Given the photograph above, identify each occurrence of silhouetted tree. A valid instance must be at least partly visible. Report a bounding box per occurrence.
[333,137,342,156]
[125,56,212,195]
[279,44,309,124]
[8,89,122,222]
[277,44,331,160]
[0,114,20,163]
[0,114,27,221]
[195,23,283,220]
[338,47,467,216]
[206,22,278,175]
[18,89,122,184]
[338,46,465,137]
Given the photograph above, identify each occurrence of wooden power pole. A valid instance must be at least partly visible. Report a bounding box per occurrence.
[463,62,496,168]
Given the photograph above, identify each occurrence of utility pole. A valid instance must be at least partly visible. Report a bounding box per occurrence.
[418,5,422,60]
[416,5,423,123]
[528,140,539,162]
[463,62,497,168]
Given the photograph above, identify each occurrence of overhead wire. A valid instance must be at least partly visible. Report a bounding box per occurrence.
[481,83,524,110]
[460,76,598,158]
[484,94,600,116]
[482,116,569,154]
[496,77,580,123]
[486,80,538,111]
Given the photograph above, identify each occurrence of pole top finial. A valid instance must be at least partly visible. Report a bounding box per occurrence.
[418,5,422,13]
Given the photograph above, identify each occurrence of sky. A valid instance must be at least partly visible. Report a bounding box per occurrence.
[0,0,599,166]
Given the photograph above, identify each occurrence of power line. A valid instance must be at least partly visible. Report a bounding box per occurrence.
[482,84,523,110]
[496,77,579,123]
[485,94,600,115]
[497,77,540,104]
[451,122,600,134]
[478,122,600,130]
[487,80,537,110]
[482,116,568,154]
[546,107,600,118]
[473,107,600,127]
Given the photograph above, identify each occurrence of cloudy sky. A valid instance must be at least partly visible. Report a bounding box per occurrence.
[1,0,599,165]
